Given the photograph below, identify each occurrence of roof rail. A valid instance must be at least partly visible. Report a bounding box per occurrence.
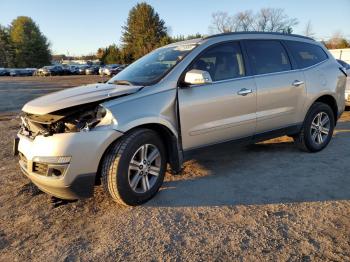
[204,31,315,41]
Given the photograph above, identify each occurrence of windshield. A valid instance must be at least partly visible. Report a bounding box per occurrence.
[108,44,197,86]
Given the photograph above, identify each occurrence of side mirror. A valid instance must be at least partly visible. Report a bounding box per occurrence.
[184,69,212,86]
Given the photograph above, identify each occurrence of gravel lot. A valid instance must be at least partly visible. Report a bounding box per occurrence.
[0,76,349,261]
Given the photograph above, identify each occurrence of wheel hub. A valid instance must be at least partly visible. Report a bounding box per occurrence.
[310,112,330,145]
[128,144,161,193]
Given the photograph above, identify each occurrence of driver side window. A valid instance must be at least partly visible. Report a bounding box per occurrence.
[189,42,245,81]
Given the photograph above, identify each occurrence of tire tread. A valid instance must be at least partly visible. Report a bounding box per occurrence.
[294,102,334,152]
[101,129,148,206]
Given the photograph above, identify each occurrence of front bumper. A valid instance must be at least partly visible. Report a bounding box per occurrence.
[20,163,96,199]
[17,129,123,199]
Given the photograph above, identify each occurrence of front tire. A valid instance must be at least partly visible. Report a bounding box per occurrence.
[294,102,335,152]
[101,129,167,206]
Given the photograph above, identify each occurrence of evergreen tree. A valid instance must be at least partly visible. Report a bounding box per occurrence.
[171,33,203,43]
[99,45,122,64]
[10,16,51,68]
[121,2,168,60]
[105,45,121,64]
[0,25,15,67]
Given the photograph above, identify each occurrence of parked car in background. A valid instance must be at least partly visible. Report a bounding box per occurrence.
[78,65,90,75]
[337,60,350,106]
[61,65,73,75]
[112,64,128,75]
[9,69,18,76]
[24,68,37,76]
[37,65,64,76]
[37,66,50,76]
[67,65,80,75]
[100,64,120,76]
[0,68,9,76]
[16,32,346,206]
[9,68,36,76]
[85,65,100,75]
[98,66,104,75]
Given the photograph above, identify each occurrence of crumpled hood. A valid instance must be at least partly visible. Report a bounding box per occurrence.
[22,83,142,115]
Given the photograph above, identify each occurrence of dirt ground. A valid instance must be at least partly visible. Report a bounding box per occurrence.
[0,76,349,261]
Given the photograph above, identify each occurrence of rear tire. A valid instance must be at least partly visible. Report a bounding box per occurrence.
[294,102,335,152]
[101,129,167,206]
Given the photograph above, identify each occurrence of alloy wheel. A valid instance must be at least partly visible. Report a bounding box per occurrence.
[127,144,161,193]
[310,112,330,145]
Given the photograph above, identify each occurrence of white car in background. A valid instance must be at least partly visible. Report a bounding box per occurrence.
[100,64,120,76]
[337,59,350,106]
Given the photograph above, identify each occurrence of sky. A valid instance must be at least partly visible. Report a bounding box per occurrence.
[1,0,349,56]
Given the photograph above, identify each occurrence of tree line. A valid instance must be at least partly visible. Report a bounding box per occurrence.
[0,16,51,68]
[209,8,298,34]
[1,3,349,68]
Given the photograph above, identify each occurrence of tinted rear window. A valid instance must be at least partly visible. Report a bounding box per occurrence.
[286,41,328,68]
[245,40,291,75]
[189,42,245,81]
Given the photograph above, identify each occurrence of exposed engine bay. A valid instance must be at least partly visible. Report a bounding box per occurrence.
[20,103,108,139]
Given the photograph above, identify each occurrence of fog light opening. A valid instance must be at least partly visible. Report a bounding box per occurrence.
[51,168,62,177]
[46,165,68,177]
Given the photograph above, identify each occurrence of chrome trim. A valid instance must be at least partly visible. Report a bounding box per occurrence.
[189,117,256,136]
[237,88,253,96]
[253,59,329,78]
[210,75,254,84]
[185,75,254,88]
[292,80,304,87]
[184,122,303,152]
[183,59,329,89]
[300,59,329,71]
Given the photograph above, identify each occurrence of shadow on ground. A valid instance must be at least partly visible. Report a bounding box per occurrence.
[146,118,350,207]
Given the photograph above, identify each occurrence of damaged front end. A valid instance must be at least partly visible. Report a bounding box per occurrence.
[17,82,143,139]
[14,83,140,199]
[19,103,117,139]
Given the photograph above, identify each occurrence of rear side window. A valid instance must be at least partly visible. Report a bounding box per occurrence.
[189,42,245,81]
[286,41,328,68]
[245,40,291,75]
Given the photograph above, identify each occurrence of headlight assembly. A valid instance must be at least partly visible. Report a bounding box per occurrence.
[22,104,118,137]
[60,105,112,132]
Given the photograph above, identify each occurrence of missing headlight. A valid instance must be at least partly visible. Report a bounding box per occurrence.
[21,104,110,137]
[65,105,107,132]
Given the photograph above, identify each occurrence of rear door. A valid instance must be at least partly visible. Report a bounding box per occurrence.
[244,40,306,133]
[178,42,257,150]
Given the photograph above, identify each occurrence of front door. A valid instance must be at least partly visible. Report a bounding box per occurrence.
[178,42,257,150]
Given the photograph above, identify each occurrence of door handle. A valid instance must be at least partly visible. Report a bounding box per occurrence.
[292,80,304,87]
[237,88,253,96]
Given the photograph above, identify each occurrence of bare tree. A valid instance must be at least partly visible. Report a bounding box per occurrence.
[235,10,254,31]
[254,8,271,32]
[209,11,235,33]
[254,8,298,32]
[209,8,298,34]
[303,20,315,37]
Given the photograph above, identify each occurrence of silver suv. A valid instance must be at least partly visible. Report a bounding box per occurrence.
[15,32,346,206]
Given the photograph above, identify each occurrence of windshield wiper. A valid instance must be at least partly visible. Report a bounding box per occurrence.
[110,80,134,86]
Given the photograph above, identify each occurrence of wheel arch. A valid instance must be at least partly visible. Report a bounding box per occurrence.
[312,94,338,123]
[127,123,183,174]
[95,123,183,184]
